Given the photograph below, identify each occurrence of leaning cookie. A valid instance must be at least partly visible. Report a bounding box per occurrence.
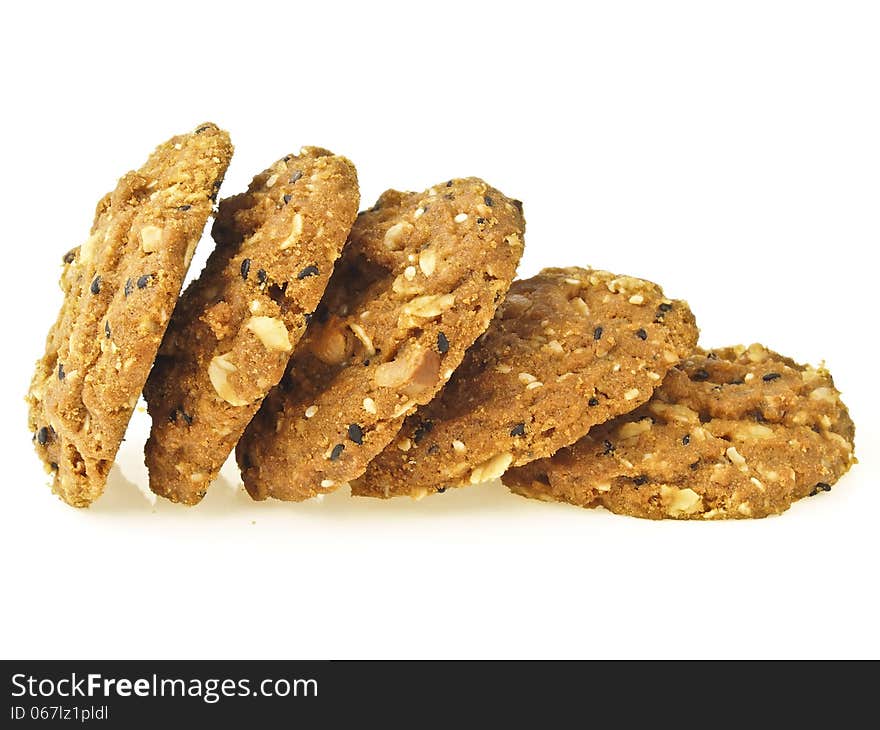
[27,123,233,507]
[351,267,698,498]
[143,148,359,504]
[236,178,525,501]
[504,344,856,519]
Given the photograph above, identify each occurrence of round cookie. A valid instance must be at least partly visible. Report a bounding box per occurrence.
[352,266,699,498]
[236,177,525,501]
[27,123,233,507]
[143,148,359,504]
[504,344,856,519]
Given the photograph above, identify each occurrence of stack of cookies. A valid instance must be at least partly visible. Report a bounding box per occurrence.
[27,123,857,519]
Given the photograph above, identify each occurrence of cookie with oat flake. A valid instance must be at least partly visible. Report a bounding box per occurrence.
[351,266,698,498]
[143,147,359,504]
[504,344,856,519]
[236,177,525,501]
[27,123,233,507]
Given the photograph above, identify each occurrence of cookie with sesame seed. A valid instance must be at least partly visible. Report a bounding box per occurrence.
[143,148,359,504]
[504,344,856,519]
[236,177,525,501]
[351,266,698,499]
[27,123,233,507]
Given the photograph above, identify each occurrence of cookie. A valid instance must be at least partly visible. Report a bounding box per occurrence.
[504,344,856,519]
[236,177,525,501]
[143,148,359,504]
[352,266,699,498]
[27,123,233,507]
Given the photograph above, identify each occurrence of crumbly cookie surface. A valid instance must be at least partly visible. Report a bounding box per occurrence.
[352,266,698,498]
[504,344,856,519]
[27,123,233,507]
[236,177,525,501]
[143,148,359,504]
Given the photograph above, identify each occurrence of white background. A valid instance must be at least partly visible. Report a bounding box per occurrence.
[1,1,877,659]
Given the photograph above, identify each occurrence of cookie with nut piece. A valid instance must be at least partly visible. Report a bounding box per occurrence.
[351,266,699,498]
[236,177,525,501]
[504,344,856,519]
[27,122,233,507]
[143,147,359,504]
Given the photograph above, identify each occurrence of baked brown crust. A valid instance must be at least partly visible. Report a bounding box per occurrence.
[236,177,525,501]
[27,123,233,507]
[143,148,359,504]
[504,344,856,519]
[352,267,698,498]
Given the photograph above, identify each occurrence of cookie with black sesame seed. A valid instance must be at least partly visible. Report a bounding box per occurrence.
[143,147,359,504]
[504,344,856,519]
[26,123,233,507]
[236,177,525,501]
[351,267,698,499]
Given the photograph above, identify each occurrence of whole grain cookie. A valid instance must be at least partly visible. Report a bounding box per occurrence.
[27,123,233,507]
[352,266,699,498]
[504,344,856,519]
[236,177,525,501]
[143,148,359,504]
